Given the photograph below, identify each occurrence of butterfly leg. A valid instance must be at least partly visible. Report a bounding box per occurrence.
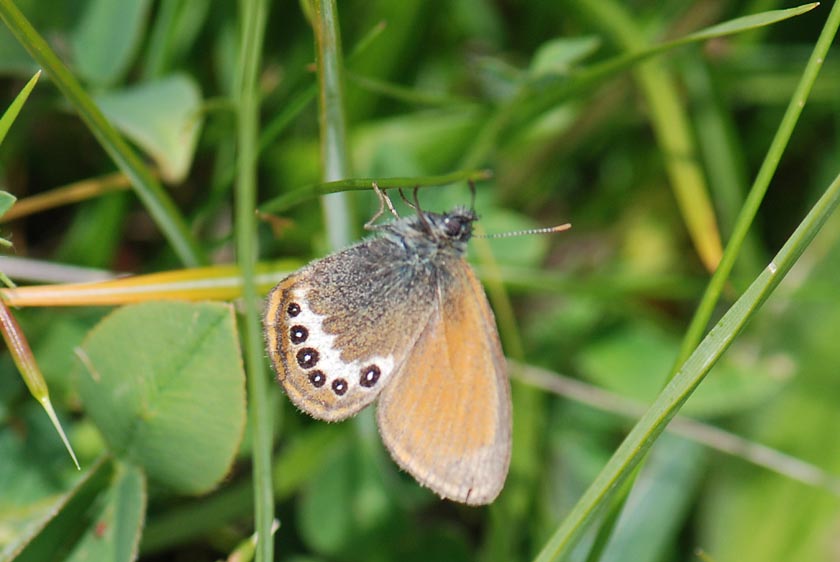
[398,187,416,210]
[365,182,400,231]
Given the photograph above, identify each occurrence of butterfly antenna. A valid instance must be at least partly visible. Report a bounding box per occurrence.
[476,223,572,239]
[364,182,400,231]
[468,180,476,213]
[412,186,433,233]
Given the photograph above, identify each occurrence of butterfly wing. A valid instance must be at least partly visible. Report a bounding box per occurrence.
[375,262,511,505]
[264,240,436,421]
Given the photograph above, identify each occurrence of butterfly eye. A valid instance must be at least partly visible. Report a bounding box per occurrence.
[443,217,465,238]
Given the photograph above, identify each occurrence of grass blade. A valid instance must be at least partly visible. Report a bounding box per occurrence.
[234,0,274,561]
[0,0,206,267]
[0,69,39,144]
[534,169,840,561]
[672,0,840,371]
[314,0,353,249]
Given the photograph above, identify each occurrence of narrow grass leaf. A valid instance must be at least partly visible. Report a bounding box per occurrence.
[683,4,820,43]
[534,170,840,561]
[233,1,274,561]
[0,69,38,145]
[259,169,492,214]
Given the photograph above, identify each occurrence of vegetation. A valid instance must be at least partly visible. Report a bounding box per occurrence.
[0,1,838,561]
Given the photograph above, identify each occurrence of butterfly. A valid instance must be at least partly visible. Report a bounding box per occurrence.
[264,185,511,505]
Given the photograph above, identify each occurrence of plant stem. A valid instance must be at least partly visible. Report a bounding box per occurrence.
[314,0,353,249]
[234,0,274,561]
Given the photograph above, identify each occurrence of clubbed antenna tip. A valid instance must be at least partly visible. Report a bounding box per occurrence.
[477,223,571,239]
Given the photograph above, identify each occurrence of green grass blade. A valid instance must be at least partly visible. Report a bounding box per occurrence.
[234,0,274,561]
[0,0,206,267]
[0,69,39,145]
[578,4,835,558]
[314,0,353,249]
[211,20,388,200]
[259,169,492,214]
[464,3,819,169]
[561,3,819,107]
[533,170,840,562]
[682,4,819,42]
[584,5,840,559]
[672,0,840,371]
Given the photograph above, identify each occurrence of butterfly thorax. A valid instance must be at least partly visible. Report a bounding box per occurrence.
[380,207,477,260]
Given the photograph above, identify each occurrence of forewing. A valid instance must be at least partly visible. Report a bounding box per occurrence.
[264,240,435,421]
[375,263,511,504]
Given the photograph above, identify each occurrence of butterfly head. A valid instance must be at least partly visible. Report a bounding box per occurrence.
[387,206,478,256]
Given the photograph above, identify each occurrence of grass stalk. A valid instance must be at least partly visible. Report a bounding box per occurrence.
[234,0,274,561]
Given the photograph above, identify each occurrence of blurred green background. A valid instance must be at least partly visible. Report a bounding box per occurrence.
[1,0,839,561]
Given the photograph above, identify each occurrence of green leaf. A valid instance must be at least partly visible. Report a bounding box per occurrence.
[95,75,204,183]
[63,462,146,562]
[8,458,145,562]
[0,403,89,560]
[0,69,38,145]
[683,4,819,43]
[55,192,129,268]
[76,301,246,494]
[0,189,15,249]
[6,457,113,562]
[529,36,601,78]
[0,192,15,218]
[71,0,151,87]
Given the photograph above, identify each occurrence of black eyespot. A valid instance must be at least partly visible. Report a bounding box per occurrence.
[290,325,308,344]
[296,347,319,368]
[308,370,326,388]
[360,365,381,388]
[332,378,348,396]
[287,302,301,317]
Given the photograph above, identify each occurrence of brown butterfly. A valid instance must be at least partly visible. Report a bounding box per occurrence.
[265,186,563,504]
